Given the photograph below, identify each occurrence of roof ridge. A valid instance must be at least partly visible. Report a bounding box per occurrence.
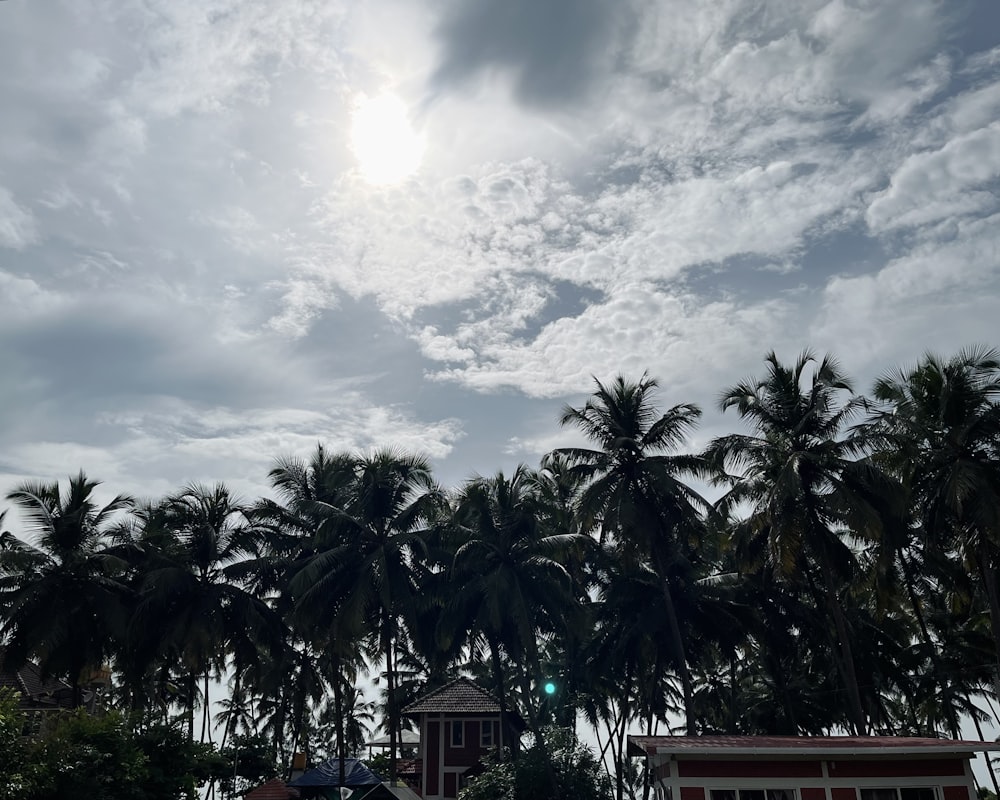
[401,675,501,713]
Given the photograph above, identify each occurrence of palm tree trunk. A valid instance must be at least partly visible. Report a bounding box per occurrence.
[973,548,1000,706]
[201,671,212,743]
[966,694,1000,798]
[332,651,347,788]
[517,669,561,800]
[764,647,799,733]
[488,637,511,760]
[652,552,696,735]
[806,523,868,736]
[812,563,867,734]
[187,672,197,741]
[384,613,398,784]
[615,662,632,800]
[899,550,960,737]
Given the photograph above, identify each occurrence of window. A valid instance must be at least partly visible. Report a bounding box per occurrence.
[711,790,795,800]
[449,720,464,747]
[481,721,494,748]
[862,789,936,800]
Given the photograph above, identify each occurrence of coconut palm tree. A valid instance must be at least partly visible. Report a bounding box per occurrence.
[129,483,284,740]
[256,445,362,785]
[335,448,444,782]
[443,467,586,741]
[706,351,886,735]
[866,346,1000,703]
[558,373,710,735]
[0,471,133,707]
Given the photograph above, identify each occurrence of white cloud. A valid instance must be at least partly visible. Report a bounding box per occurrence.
[0,0,997,509]
[428,283,792,398]
[125,0,348,118]
[814,213,1000,370]
[866,123,1000,231]
[0,270,60,315]
[96,397,465,485]
[0,188,39,250]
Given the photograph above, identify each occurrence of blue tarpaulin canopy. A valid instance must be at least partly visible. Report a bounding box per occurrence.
[288,758,384,788]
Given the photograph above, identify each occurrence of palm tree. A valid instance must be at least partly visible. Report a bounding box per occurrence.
[588,553,673,800]
[0,471,133,707]
[706,351,886,735]
[558,373,710,735]
[443,467,586,742]
[336,448,443,782]
[258,445,362,786]
[129,483,284,740]
[866,346,1000,703]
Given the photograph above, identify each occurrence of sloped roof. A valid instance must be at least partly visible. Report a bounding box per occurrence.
[0,649,78,709]
[628,735,1000,759]
[402,677,504,715]
[244,778,299,800]
[352,784,424,800]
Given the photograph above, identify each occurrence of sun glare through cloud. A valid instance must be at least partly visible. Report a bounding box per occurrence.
[349,93,425,185]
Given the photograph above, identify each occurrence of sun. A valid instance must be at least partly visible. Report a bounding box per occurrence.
[349,93,425,185]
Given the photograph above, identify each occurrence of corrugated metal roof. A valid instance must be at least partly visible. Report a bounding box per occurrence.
[628,736,1000,758]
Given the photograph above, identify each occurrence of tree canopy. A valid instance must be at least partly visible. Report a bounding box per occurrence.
[3,346,1000,796]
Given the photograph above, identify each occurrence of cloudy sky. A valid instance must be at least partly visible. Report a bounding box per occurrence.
[1,0,999,507]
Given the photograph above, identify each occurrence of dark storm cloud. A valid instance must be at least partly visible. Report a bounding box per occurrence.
[432,0,635,106]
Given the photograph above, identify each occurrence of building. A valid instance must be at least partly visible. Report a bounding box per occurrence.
[403,677,525,800]
[0,648,83,713]
[628,736,1000,800]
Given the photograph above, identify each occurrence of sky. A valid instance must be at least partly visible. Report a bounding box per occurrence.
[1,0,999,508]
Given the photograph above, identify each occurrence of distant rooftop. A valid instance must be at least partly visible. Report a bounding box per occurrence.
[628,736,1000,759]
[402,677,505,715]
[0,648,79,710]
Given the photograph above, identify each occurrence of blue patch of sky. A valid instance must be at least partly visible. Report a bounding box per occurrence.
[408,278,605,354]
[678,221,889,303]
[412,382,563,485]
[513,277,604,342]
[296,295,428,396]
[951,2,1000,55]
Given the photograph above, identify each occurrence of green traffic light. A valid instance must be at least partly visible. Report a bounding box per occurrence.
[543,681,556,695]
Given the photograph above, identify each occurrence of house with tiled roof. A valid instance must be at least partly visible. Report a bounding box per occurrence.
[0,648,83,713]
[628,735,1000,800]
[244,778,300,800]
[403,677,525,800]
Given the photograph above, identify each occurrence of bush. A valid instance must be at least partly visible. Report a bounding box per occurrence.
[0,689,41,800]
[460,727,613,800]
[0,694,228,800]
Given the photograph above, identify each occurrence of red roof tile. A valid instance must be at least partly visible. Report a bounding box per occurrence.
[628,736,1000,758]
[0,649,77,710]
[244,778,299,800]
[403,677,504,715]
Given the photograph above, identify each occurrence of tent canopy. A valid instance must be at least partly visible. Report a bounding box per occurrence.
[288,758,384,788]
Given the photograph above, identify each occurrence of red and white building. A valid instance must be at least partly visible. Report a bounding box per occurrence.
[628,736,1000,800]
[403,677,525,800]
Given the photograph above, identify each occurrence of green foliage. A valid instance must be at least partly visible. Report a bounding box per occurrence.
[136,724,230,800]
[0,690,41,800]
[368,753,392,780]
[4,348,1000,800]
[28,710,149,800]
[0,705,228,800]
[217,733,281,799]
[460,728,612,800]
